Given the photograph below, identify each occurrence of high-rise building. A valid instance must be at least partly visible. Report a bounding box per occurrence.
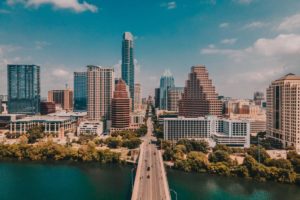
[87,65,114,121]
[254,91,265,106]
[159,70,175,110]
[134,83,142,111]
[179,65,222,117]
[74,72,87,111]
[7,65,40,114]
[266,73,300,151]
[111,79,131,128]
[121,32,135,110]
[154,88,160,108]
[167,87,184,112]
[40,101,56,115]
[48,89,73,111]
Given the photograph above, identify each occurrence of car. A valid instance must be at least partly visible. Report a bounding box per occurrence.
[147,175,150,179]
[147,166,150,171]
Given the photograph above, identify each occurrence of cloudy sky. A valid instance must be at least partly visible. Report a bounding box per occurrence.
[1,0,300,98]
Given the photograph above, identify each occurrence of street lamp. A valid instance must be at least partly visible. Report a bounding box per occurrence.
[170,188,178,200]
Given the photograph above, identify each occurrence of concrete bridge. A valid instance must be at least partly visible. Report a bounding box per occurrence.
[131,118,171,200]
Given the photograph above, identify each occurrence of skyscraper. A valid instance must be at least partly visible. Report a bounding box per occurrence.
[7,65,40,114]
[134,83,142,111]
[121,32,135,110]
[74,72,87,111]
[111,79,131,128]
[48,89,73,111]
[159,70,175,110]
[253,91,265,106]
[266,73,300,151]
[154,88,160,108]
[167,87,184,112]
[179,65,222,117]
[87,65,114,121]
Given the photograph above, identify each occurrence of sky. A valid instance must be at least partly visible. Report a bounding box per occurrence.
[1,0,300,98]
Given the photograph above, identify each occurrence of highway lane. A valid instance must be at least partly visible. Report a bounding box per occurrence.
[133,117,170,200]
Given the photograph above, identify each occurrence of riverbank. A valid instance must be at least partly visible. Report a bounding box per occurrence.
[161,140,300,185]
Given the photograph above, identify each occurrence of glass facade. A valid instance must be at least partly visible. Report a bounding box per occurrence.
[121,32,135,110]
[7,65,40,114]
[159,70,175,110]
[74,72,87,111]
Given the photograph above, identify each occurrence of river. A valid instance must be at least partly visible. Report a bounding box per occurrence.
[0,162,299,200]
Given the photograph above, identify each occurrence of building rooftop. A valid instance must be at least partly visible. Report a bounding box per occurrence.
[123,32,133,40]
[277,73,300,81]
[11,116,72,123]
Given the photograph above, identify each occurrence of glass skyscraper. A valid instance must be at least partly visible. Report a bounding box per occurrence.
[74,72,87,111]
[7,64,40,114]
[159,70,175,110]
[121,32,135,110]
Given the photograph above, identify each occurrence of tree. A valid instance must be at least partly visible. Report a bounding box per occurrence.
[208,162,231,176]
[187,151,209,172]
[246,145,270,164]
[106,137,122,148]
[266,158,293,170]
[27,126,45,144]
[122,138,142,149]
[163,148,175,161]
[209,150,232,164]
[213,144,232,153]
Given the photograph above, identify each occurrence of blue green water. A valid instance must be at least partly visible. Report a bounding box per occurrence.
[0,162,299,200]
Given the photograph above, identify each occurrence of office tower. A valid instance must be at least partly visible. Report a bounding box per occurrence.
[48,89,73,111]
[254,91,265,106]
[87,65,114,121]
[111,79,131,128]
[7,65,40,114]
[74,72,87,111]
[40,101,56,115]
[179,65,222,117]
[159,70,175,110]
[134,83,142,111]
[121,32,135,110]
[266,73,300,151]
[154,88,160,108]
[167,87,184,112]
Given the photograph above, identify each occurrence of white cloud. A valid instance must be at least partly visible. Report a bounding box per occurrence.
[52,68,70,77]
[233,0,253,5]
[243,21,266,29]
[220,38,237,45]
[161,1,177,10]
[35,41,51,50]
[278,13,300,32]
[219,22,229,28]
[201,33,300,97]
[7,0,98,13]
[202,34,300,59]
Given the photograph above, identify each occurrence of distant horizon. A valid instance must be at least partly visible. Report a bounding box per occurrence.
[1,0,300,98]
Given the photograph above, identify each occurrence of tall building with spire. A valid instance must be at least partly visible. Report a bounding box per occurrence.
[112,79,131,128]
[179,65,222,117]
[87,66,114,121]
[121,32,135,110]
[266,73,300,151]
[159,70,175,110]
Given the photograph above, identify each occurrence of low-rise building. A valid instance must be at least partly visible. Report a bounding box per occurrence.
[9,116,75,137]
[0,114,26,129]
[77,121,103,136]
[40,101,56,115]
[130,111,145,128]
[163,116,250,148]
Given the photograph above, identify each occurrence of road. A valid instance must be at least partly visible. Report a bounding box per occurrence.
[131,117,171,200]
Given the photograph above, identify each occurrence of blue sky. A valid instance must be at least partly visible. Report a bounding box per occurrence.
[1,0,300,98]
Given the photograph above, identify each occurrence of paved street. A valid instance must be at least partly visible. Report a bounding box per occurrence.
[131,117,170,200]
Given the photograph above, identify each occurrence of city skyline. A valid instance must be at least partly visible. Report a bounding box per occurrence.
[1,0,300,98]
